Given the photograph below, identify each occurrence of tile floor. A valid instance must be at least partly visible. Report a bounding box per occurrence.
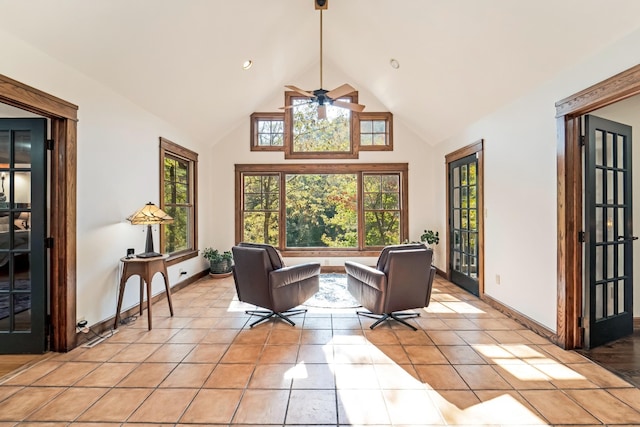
[1,275,640,426]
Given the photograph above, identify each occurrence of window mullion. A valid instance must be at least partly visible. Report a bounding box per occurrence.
[357,172,364,250]
[279,172,286,250]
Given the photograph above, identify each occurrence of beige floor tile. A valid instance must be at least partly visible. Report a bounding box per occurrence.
[334,364,379,389]
[144,343,195,363]
[0,386,22,403]
[297,344,333,363]
[128,388,197,423]
[565,362,635,388]
[454,365,512,390]
[519,390,600,425]
[370,344,411,364]
[108,343,162,363]
[179,388,242,424]
[2,361,62,386]
[301,329,333,345]
[439,345,486,364]
[470,390,547,425]
[134,328,178,343]
[414,364,470,390]
[382,389,444,424]
[26,387,107,421]
[427,330,467,345]
[258,344,299,363]
[32,362,98,386]
[233,328,271,345]
[203,363,254,388]
[375,364,423,389]
[184,317,219,329]
[182,343,228,363]
[0,387,65,421]
[219,344,263,364]
[107,328,147,344]
[363,329,400,345]
[201,328,238,344]
[442,318,481,331]
[286,389,337,425]
[609,387,640,412]
[331,317,363,330]
[167,328,209,344]
[232,389,289,424]
[72,343,129,362]
[337,389,390,425]
[404,345,448,364]
[456,330,499,345]
[291,363,335,389]
[564,389,640,424]
[266,328,302,345]
[492,361,556,390]
[303,316,333,329]
[214,317,249,328]
[75,362,138,387]
[394,329,434,345]
[332,330,367,345]
[333,344,373,364]
[248,364,295,389]
[159,363,214,388]
[116,362,177,387]
[77,388,151,422]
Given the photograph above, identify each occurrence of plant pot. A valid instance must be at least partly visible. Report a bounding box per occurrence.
[209,259,232,275]
[209,271,232,279]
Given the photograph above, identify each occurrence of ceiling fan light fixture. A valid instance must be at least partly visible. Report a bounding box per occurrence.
[242,60,253,70]
[390,58,400,69]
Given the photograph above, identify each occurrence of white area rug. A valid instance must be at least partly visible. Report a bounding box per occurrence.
[303,274,361,309]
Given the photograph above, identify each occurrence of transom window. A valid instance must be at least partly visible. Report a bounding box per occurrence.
[236,163,408,255]
[250,112,284,151]
[359,112,393,151]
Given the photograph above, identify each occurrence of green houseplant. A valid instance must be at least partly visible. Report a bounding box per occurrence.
[420,230,440,247]
[203,248,233,275]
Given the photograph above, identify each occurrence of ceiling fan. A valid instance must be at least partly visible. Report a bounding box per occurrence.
[282,0,366,119]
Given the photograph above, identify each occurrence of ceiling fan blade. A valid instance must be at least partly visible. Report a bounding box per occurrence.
[285,85,315,98]
[326,83,356,100]
[317,105,327,119]
[332,99,366,113]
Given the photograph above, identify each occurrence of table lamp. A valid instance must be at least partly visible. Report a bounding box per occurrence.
[127,202,174,258]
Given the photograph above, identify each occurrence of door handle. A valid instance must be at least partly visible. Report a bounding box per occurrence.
[617,236,639,241]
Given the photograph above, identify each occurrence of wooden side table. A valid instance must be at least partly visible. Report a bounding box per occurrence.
[114,255,174,330]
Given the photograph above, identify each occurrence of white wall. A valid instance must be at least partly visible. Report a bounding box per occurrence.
[209,63,438,268]
[591,96,640,317]
[432,28,640,331]
[0,29,210,327]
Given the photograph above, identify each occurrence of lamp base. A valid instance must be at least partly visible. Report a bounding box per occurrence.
[136,251,163,259]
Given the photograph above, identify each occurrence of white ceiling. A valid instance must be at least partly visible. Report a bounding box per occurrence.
[2,0,640,145]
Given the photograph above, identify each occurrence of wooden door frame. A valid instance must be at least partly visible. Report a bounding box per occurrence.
[444,139,484,295]
[0,74,78,352]
[556,64,640,349]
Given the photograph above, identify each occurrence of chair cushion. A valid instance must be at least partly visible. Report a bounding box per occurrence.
[238,242,285,269]
[376,243,427,271]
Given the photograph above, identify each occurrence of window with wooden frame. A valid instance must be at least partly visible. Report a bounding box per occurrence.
[283,91,359,159]
[359,112,393,151]
[160,137,198,264]
[236,163,408,256]
[250,112,284,151]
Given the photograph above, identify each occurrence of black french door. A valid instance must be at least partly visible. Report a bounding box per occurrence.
[449,154,479,296]
[583,114,634,349]
[0,118,47,353]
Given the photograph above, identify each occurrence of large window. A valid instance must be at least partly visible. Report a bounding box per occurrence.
[160,137,198,264]
[236,163,408,255]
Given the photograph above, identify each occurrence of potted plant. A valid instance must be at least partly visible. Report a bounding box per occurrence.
[420,230,439,248]
[203,247,234,276]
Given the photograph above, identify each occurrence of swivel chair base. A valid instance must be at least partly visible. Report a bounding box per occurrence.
[357,310,420,331]
[246,308,307,328]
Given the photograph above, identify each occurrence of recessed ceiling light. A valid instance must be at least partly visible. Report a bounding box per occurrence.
[389,58,400,69]
[242,60,253,70]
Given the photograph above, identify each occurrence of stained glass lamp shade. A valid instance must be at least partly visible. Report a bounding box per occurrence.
[127,202,174,258]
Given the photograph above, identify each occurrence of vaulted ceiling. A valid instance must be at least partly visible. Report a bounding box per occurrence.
[2,0,640,145]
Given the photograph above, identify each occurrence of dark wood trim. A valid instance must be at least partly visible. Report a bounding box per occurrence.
[358,112,393,151]
[0,74,78,352]
[444,140,484,294]
[284,250,381,257]
[284,91,359,159]
[159,137,199,259]
[634,317,640,330]
[236,163,408,173]
[76,269,209,345]
[555,63,640,349]
[320,265,346,274]
[250,112,284,151]
[482,294,556,343]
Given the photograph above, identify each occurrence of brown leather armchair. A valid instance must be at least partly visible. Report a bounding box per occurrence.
[232,242,320,327]
[345,244,435,330]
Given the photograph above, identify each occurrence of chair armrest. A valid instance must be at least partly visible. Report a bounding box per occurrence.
[345,261,386,291]
[270,262,321,289]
